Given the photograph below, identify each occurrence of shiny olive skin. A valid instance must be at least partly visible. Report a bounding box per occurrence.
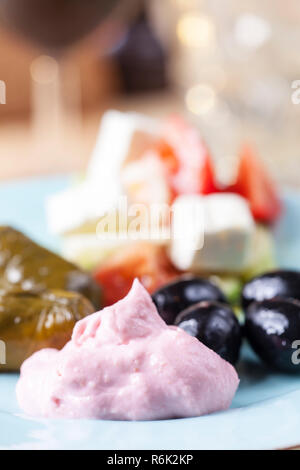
[152,277,228,325]
[242,270,300,310]
[175,301,242,365]
[245,299,300,372]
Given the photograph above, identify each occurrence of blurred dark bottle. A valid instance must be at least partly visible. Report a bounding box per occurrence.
[114,1,168,93]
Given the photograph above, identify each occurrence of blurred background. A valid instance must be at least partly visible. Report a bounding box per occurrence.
[0,0,299,187]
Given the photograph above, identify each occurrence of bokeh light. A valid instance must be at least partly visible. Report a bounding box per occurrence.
[185,83,216,115]
[177,13,215,49]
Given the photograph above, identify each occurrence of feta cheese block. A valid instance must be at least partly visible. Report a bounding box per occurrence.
[46,181,123,236]
[121,150,171,205]
[87,110,160,183]
[47,110,159,235]
[170,193,255,273]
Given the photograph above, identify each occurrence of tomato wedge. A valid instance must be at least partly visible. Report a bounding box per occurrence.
[157,115,218,200]
[229,144,281,223]
[93,243,180,306]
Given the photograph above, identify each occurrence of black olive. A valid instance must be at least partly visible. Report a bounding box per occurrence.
[245,299,300,372]
[175,301,242,365]
[152,277,227,325]
[242,270,300,310]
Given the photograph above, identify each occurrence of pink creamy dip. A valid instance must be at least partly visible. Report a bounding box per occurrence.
[16,279,239,420]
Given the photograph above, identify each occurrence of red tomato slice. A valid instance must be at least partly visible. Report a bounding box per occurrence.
[157,115,218,200]
[229,144,281,223]
[93,243,180,306]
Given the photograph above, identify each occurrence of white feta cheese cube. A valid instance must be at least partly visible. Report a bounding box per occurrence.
[46,110,159,235]
[170,193,255,273]
[46,182,122,235]
[121,150,170,205]
[86,110,159,184]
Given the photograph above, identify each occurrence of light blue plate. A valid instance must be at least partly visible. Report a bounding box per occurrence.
[0,176,300,450]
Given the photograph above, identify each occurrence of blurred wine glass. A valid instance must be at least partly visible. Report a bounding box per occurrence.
[0,0,126,165]
[166,0,300,188]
